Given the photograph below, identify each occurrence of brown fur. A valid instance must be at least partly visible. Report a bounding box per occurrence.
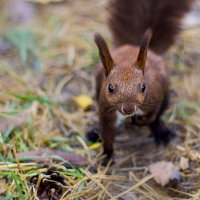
[92,0,193,165]
[95,35,167,164]
[108,0,193,54]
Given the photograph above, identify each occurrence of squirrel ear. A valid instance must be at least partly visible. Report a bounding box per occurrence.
[94,33,115,76]
[136,29,152,74]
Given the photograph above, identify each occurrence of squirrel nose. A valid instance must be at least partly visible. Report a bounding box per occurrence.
[121,104,136,115]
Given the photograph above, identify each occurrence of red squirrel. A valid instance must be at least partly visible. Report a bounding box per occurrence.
[88,0,193,165]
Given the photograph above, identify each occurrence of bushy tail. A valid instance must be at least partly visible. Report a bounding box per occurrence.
[108,0,193,54]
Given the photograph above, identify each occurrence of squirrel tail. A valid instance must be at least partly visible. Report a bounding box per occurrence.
[108,0,193,54]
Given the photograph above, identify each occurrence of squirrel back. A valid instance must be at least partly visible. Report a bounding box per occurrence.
[108,0,193,54]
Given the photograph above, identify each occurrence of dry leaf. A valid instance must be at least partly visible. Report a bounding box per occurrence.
[180,157,189,170]
[74,94,93,110]
[6,0,36,24]
[149,161,181,186]
[17,149,89,167]
[0,103,37,133]
[88,142,101,150]
[26,0,64,4]
[0,179,7,194]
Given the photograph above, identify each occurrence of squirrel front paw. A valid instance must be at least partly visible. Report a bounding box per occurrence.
[101,154,115,167]
[101,148,115,166]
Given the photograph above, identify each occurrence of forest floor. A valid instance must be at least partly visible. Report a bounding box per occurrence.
[0,0,200,199]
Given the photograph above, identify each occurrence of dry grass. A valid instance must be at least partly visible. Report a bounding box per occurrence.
[0,0,200,199]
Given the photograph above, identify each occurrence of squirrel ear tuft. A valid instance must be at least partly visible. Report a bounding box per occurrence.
[94,33,115,76]
[136,29,152,74]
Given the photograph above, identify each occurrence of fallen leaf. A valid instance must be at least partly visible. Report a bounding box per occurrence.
[17,149,89,167]
[0,103,37,133]
[0,39,12,54]
[6,0,36,24]
[180,157,189,170]
[88,142,101,150]
[0,179,7,194]
[149,161,181,186]
[26,0,64,4]
[74,94,93,110]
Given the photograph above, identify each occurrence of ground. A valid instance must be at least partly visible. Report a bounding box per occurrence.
[0,0,200,199]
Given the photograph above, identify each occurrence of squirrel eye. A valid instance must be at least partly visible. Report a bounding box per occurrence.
[108,84,114,93]
[141,84,146,93]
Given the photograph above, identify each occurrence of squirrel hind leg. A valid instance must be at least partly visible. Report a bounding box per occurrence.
[149,92,176,145]
[149,120,176,145]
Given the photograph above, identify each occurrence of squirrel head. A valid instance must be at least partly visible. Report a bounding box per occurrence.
[94,30,152,117]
